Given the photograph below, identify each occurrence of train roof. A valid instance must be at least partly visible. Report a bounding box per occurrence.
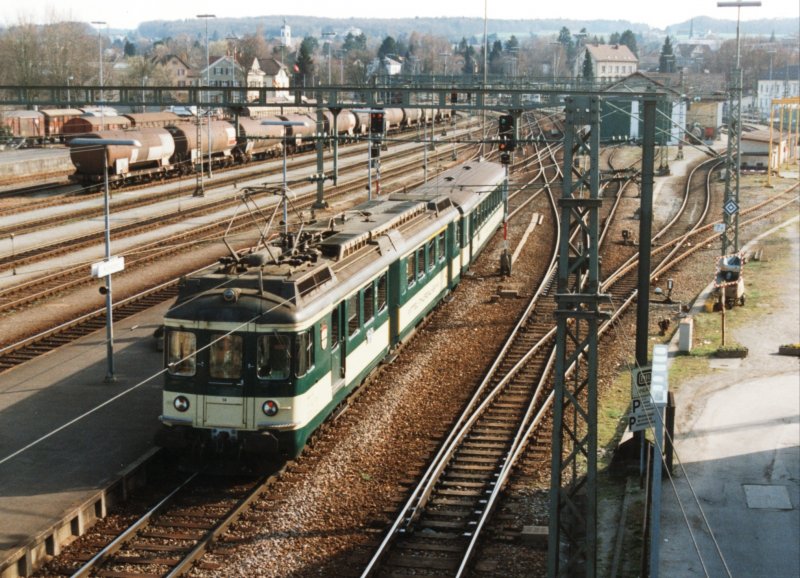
[166,160,505,327]
[3,110,42,118]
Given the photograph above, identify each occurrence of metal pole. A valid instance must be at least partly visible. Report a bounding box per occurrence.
[367,133,372,201]
[283,136,289,238]
[91,21,105,130]
[9,233,15,276]
[198,14,216,179]
[102,155,115,383]
[67,76,72,109]
[481,0,488,157]
[636,95,658,365]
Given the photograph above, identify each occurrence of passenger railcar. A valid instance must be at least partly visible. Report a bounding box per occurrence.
[156,160,507,459]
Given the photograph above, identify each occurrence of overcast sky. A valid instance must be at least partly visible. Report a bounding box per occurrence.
[0,0,794,31]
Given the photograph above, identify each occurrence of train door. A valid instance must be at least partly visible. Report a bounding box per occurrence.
[468,211,475,265]
[202,332,247,428]
[330,303,346,394]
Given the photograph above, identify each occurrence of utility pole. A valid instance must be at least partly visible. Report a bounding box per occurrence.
[717,1,761,256]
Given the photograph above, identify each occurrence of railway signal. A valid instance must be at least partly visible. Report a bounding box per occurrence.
[498,114,516,152]
[370,111,385,136]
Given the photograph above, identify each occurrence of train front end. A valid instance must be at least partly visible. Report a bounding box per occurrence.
[156,255,328,460]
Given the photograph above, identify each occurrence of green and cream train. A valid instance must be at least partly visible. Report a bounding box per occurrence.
[156,160,507,458]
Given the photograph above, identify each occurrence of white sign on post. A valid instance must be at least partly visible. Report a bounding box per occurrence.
[91,256,125,278]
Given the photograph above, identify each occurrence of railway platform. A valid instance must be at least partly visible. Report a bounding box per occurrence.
[0,148,72,185]
[0,303,168,577]
[656,217,800,577]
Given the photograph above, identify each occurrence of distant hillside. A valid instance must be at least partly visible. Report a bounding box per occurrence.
[135,15,798,43]
[666,15,799,37]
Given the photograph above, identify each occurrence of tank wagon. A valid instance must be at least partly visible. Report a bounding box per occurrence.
[155,160,507,460]
[66,106,454,186]
[69,128,175,178]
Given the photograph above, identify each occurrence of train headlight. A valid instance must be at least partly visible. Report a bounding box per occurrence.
[222,288,240,302]
[262,400,279,416]
[173,396,190,412]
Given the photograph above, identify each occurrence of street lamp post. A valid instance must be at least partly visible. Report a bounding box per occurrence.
[322,32,336,85]
[91,21,106,130]
[197,14,216,179]
[226,35,239,103]
[69,137,141,383]
[262,120,308,239]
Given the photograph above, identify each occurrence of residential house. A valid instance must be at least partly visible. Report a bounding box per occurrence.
[198,55,246,103]
[246,57,290,102]
[574,44,638,83]
[151,54,193,87]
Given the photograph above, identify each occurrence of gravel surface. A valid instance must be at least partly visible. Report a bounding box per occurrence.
[19,144,798,577]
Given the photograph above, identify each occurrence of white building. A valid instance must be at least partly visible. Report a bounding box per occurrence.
[574,44,638,83]
[280,19,293,49]
[757,65,800,119]
[741,129,792,171]
[246,57,291,102]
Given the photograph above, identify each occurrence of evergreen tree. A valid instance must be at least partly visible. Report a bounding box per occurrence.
[296,36,315,85]
[462,45,477,74]
[378,36,397,60]
[619,30,638,57]
[659,36,675,73]
[489,40,503,74]
[582,50,594,80]
[124,39,136,57]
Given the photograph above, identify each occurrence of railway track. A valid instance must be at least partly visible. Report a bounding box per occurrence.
[0,132,486,371]
[54,471,278,578]
[359,146,798,576]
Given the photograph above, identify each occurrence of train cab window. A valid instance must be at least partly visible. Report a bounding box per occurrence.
[348,293,360,337]
[209,334,243,380]
[416,247,425,279]
[166,330,197,376]
[437,233,445,262]
[257,334,291,380]
[426,240,435,271]
[295,330,314,377]
[364,284,375,324]
[377,274,387,313]
[406,254,416,287]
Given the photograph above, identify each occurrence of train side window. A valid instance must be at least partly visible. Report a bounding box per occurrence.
[331,307,339,349]
[437,233,445,262]
[406,254,416,287]
[426,240,435,271]
[295,330,314,377]
[416,247,425,279]
[209,333,243,380]
[257,334,291,380]
[348,293,360,337]
[167,330,196,376]
[377,274,387,313]
[364,284,375,325]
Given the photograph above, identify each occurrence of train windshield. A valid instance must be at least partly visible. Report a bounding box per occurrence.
[257,334,291,380]
[167,330,197,376]
[209,333,243,380]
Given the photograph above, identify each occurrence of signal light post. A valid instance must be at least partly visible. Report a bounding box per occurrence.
[498,114,515,276]
[262,120,310,239]
[70,137,141,383]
